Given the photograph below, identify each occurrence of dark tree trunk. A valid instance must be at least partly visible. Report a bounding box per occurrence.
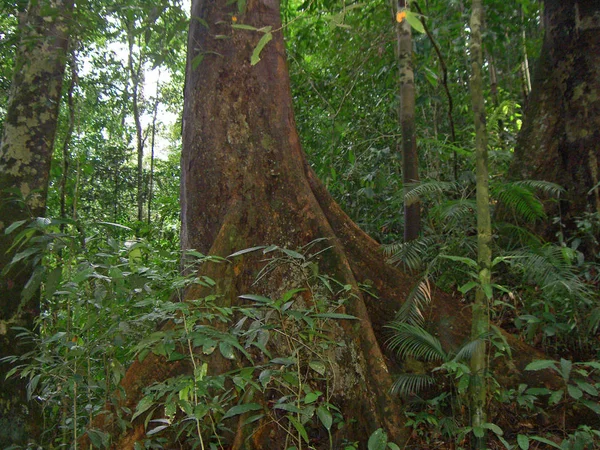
[393,0,421,242]
[512,0,600,237]
[0,0,73,446]
[85,1,574,448]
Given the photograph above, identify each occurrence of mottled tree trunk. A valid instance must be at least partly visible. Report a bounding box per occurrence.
[468,0,491,448]
[0,0,73,446]
[512,0,600,237]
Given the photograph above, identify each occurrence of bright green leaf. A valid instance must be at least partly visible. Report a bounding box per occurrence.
[250,32,272,66]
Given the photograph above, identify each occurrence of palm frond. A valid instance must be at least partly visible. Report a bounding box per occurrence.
[430,199,477,229]
[385,322,447,362]
[404,181,459,206]
[391,373,436,396]
[507,245,593,300]
[394,279,432,326]
[492,182,546,223]
[451,332,494,362]
[512,180,564,198]
[587,307,600,335]
[494,222,543,250]
[384,236,438,270]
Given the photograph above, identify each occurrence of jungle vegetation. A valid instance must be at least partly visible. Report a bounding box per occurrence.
[0,0,599,448]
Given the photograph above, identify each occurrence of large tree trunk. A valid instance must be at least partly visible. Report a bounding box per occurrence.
[512,0,600,236]
[86,1,569,448]
[0,0,73,446]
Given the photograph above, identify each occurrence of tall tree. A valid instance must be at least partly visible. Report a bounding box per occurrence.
[512,0,600,236]
[393,0,421,241]
[468,0,491,448]
[0,0,73,445]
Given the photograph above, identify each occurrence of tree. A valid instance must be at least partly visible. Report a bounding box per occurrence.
[81,1,567,448]
[0,0,73,445]
[393,0,421,242]
[468,0,491,447]
[512,0,600,237]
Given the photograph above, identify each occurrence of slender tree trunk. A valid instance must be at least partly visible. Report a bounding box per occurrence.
[147,77,160,225]
[468,1,491,448]
[0,0,73,446]
[513,0,600,239]
[127,26,145,224]
[60,51,77,222]
[394,0,420,241]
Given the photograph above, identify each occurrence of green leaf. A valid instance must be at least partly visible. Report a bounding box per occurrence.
[287,414,309,443]
[387,444,401,450]
[404,11,425,33]
[316,406,332,431]
[548,389,564,406]
[472,426,484,438]
[228,246,266,257]
[5,220,27,234]
[525,360,556,371]
[86,429,110,448]
[273,403,302,414]
[482,422,503,436]
[239,294,272,303]
[559,358,572,382]
[459,281,478,294]
[517,434,529,450]
[9,247,39,265]
[251,32,272,66]
[219,341,236,360]
[482,282,493,300]
[147,425,168,436]
[567,384,583,400]
[439,254,478,268]
[530,436,562,449]
[222,403,262,419]
[575,380,598,396]
[304,392,319,404]
[309,360,326,376]
[368,428,388,450]
[231,24,257,31]
[313,313,357,320]
[132,396,155,421]
[581,399,600,415]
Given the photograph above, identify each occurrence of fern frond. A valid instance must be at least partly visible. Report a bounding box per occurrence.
[391,373,436,396]
[385,322,447,362]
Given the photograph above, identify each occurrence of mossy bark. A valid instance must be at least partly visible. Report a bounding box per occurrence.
[0,0,73,446]
[512,0,600,238]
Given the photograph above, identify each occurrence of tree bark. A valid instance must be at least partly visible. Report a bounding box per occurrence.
[0,0,73,446]
[512,0,600,237]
